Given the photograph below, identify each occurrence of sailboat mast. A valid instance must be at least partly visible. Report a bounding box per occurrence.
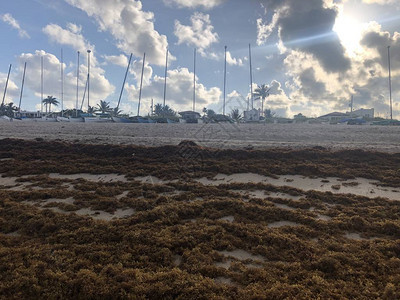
[350,95,353,113]
[116,53,133,112]
[137,52,146,116]
[18,62,27,112]
[76,51,80,117]
[223,45,227,115]
[388,46,393,120]
[1,64,12,106]
[41,57,43,115]
[163,47,168,107]
[61,49,64,117]
[249,44,254,110]
[80,76,88,111]
[193,48,196,112]
[87,49,91,111]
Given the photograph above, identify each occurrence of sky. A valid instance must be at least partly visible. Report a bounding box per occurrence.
[1,0,400,118]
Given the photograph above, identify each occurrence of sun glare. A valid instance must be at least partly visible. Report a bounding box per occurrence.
[333,12,364,56]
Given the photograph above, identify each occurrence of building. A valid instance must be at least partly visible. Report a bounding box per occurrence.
[243,109,260,122]
[348,108,374,119]
[318,112,348,123]
[14,110,43,119]
[179,111,201,123]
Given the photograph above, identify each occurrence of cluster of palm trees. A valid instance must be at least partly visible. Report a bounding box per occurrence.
[41,97,124,117]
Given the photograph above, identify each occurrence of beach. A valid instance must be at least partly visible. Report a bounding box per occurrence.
[1,126,400,298]
[0,121,400,152]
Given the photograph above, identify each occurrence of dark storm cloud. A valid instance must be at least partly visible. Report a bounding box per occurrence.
[260,0,351,73]
[298,68,326,99]
[360,29,400,70]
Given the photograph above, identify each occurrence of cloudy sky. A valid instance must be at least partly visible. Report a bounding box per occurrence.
[1,0,400,118]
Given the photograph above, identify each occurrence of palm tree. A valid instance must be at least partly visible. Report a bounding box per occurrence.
[253,84,270,117]
[154,104,176,117]
[87,105,96,114]
[0,102,18,118]
[111,107,123,117]
[96,100,111,114]
[264,108,276,119]
[42,96,59,113]
[230,108,242,123]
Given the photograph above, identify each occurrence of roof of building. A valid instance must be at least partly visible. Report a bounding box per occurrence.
[319,112,348,118]
[179,111,201,117]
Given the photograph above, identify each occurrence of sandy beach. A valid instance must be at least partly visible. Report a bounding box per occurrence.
[1,121,400,152]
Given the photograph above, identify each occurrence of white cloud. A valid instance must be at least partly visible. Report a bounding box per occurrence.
[1,13,30,39]
[43,23,93,54]
[0,69,19,105]
[226,51,243,66]
[125,67,221,115]
[256,13,278,46]
[131,59,153,86]
[362,0,398,4]
[104,54,129,67]
[41,23,115,110]
[16,50,114,111]
[163,0,226,9]
[174,13,219,55]
[65,0,169,66]
[207,50,243,66]
[66,23,82,34]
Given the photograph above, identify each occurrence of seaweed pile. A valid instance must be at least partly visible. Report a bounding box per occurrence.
[0,138,400,299]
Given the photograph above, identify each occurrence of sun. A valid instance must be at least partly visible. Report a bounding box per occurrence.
[333,12,364,56]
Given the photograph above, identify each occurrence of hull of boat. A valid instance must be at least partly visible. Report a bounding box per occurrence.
[112,116,132,123]
[137,117,148,123]
[84,117,113,123]
[0,116,13,122]
[37,117,57,122]
[68,117,84,122]
[57,117,70,122]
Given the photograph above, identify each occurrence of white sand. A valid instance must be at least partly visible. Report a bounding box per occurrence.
[197,173,400,200]
[1,122,400,152]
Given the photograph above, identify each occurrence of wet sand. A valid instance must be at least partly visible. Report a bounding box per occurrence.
[0,122,400,152]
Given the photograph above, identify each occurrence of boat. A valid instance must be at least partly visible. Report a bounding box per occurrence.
[0,116,12,122]
[68,116,84,122]
[37,116,57,122]
[167,118,178,124]
[56,116,70,122]
[112,116,132,123]
[137,116,149,123]
[83,113,112,123]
